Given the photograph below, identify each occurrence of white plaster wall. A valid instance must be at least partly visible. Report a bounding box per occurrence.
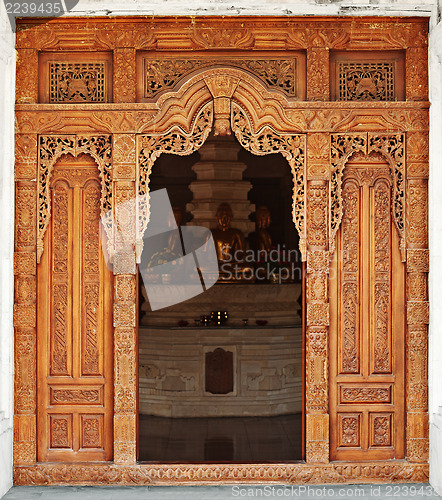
[63,0,438,17]
[0,1,15,498]
[1,0,441,496]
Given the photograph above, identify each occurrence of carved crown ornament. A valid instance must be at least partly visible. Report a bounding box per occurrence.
[330,132,406,260]
[37,135,112,263]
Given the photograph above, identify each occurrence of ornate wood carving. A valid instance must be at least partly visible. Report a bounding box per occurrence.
[307,48,329,101]
[136,101,213,259]
[13,14,429,485]
[232,102,307,259]
[16,17,428,52]
[329,133,405,260]
[37,155,113,463]
[340,386,391,404]
[140,55,305,100]
[114,49,136,103]
[37,135,112,262]
[330,153,405,461]
[13,461,429,485]
[16,49,38,104]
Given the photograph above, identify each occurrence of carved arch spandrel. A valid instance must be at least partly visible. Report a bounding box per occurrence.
[231,102,307,260]
[37,135,112,262]
[136,101,213,260]
[329,133,406,260]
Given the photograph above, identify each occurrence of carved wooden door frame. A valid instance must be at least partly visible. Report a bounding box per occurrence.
[14,16,429,485]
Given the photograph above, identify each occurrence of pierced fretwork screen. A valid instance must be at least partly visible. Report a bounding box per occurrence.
[330,51,405,102]
[338,62,394,101]
[329,154,405,461]
[49,62,106,102]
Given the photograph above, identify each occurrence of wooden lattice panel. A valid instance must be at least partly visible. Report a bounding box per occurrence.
[39,53,112,103]
[330,51,405,102]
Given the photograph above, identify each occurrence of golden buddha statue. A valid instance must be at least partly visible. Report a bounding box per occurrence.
[255,205,272,253]
[211,203,245,262]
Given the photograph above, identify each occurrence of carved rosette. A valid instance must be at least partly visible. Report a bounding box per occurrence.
[136,101,213,261]
[37,135,112,262]
[231,102,307,260]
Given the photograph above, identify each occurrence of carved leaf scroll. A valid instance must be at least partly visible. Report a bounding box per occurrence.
[330,133,405,261]
[38,136,112,263]
[231,102,307,260]
[136,102,213,260]
[143,58,298,99]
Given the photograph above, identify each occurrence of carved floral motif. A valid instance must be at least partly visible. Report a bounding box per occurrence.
[232,103,306,259]
[38,135,112,262]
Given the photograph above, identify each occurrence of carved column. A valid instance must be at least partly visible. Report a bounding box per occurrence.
[305,148,330,463]
[113,48,136,103]
[405,131,429,463]
[16,49,38,104]
[14,135,38,465]
[113,134,138,465]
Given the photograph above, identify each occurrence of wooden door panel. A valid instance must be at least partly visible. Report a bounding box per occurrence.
[330,154,405,461]
[37,155,113,462]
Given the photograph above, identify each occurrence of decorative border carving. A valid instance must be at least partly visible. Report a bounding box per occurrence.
[14,461,429,485]
[37,135,112,262]
[231,102,307,260]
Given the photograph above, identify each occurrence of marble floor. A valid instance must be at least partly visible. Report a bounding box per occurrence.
[138,413,303,462]
[3,484,441,500]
